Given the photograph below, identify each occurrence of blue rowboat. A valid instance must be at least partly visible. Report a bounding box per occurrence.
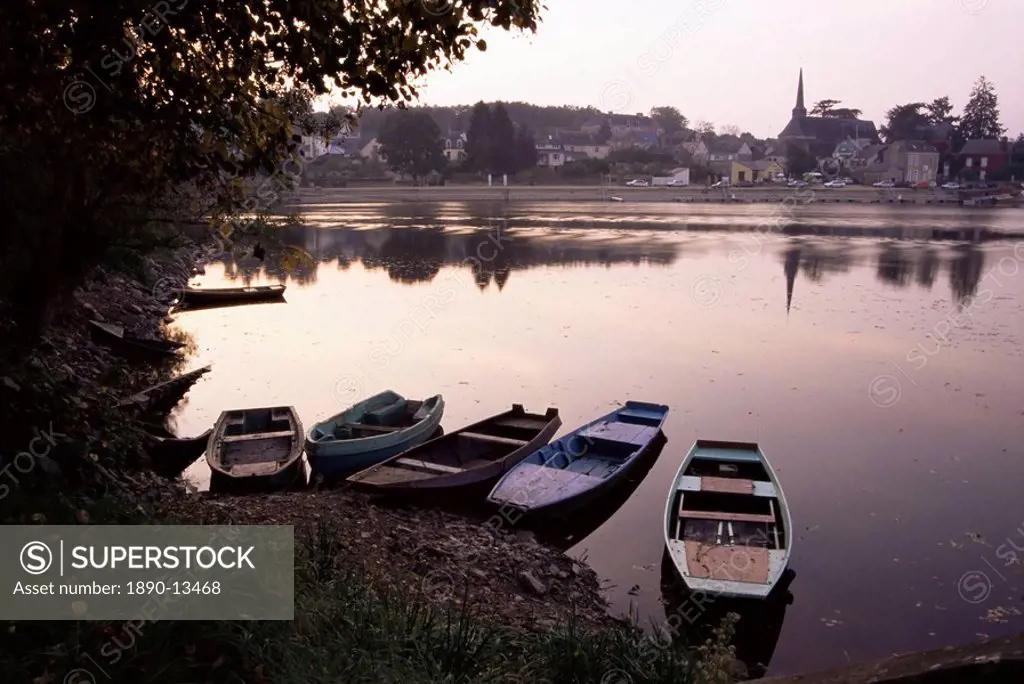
[664,440,793,600]
[305,391,444,477]
[486,401,669,517]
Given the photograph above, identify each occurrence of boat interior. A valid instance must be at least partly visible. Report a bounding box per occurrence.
[527,406,665,478]
[669,445,787,554]
[219,408,297,468]
[355,410,552,482]
[316,397,435,441]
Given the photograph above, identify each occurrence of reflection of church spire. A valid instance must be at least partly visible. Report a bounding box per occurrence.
[792,68,806,118]
[784,247,800,316]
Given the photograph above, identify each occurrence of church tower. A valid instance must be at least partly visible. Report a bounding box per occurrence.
[792,68,807,119]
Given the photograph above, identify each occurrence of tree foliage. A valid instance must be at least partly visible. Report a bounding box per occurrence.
[786,146,817,176]
[926,97,957,126]
[0,0,540,339]
[464,101,536,174]
[880,103,929,142]
[959,76,1005,140]
[377,110,446,181]
[810,99,841,117]
[650,106,688,134]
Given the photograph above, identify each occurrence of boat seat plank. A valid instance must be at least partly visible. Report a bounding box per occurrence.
[701,476,755,494]
[680,508,775,524]
[494,417,547,430]
[578,422,659,446]
[684,542,771,583]
[220,430,296,444]
[394,457,464,474]
[692,447,762,464]
[341,422,401,434]
[458,432,528,446]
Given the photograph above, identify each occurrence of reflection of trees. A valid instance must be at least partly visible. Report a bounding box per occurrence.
[206,225,680,288]
[915,248,939,289]
[876,244,914,288]
[948,245,985,304]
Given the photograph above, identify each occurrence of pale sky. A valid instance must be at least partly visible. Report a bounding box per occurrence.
[402,0,1024,138]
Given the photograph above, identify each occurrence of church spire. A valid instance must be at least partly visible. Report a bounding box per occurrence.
[792,68,807,118]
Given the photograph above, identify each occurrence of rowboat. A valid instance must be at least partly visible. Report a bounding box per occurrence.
[347,404,561,496]
[177,284,286,306]
[488,401,669,518]
[206,406,304,492]
[142,422,213,478]
[305,391,445,477]
[88,320,184,360]
[664,440,792,599]
[117,365,211,413]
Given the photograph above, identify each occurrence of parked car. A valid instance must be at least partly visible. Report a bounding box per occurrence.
[625,179,649,187]
[912,180,933,189]
[941,182,961,190]
[735,181,754,188]
[787,179,808,188]
[873,180,895,188]
[710,180,730,189]
[666,179,688,187]
[823,180,846,188]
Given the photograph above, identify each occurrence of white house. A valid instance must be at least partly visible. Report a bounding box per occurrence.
[361,137,384,161]
[443,133,467,162]
[535,142,566,167]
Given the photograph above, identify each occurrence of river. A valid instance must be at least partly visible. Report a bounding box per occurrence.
[168,202,1023,677]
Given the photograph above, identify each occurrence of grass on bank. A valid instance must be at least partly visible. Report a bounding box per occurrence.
[3,510,738,684]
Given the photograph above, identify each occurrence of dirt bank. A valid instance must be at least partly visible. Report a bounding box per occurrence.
[166,489,616,632]
[20,242,619,636]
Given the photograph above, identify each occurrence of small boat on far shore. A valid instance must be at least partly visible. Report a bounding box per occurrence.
[177,284,286,306]
[142,422,212,478]
[665,440,792,600]
[347,404,561,498]
[117,365,211,413]
[488,401,669,518]
[88,320,184,360]
[207,406,304,492]
[306,391,445,477]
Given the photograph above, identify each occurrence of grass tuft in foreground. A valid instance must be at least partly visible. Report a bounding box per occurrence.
[4,517,736,684]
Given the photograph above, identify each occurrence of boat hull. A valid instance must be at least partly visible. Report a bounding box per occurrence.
[144,426,213,478]
[206,406,305,494]
[179,285,286,306]
[347,405,561,498]
[88,320,182,361]
[487,401,670,519]
[305,392,445,477]
[663,439,792,600]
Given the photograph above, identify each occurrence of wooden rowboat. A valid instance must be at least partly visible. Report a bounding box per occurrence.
[488,401,669,518]
[206,406,304,492]
[177,284,285,306]
[664,440,792,600]
[347,404,561,496]
[306,390,444,478]
[142,422,213,478]
[88,320,183,360]
[117,365,211,413]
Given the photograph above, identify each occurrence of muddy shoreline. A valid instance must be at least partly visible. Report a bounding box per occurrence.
[55,243,619,632]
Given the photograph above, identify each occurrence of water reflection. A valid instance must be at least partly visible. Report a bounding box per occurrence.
[660,551,795,679]
[196,225,997,309]
[948,245,985,304]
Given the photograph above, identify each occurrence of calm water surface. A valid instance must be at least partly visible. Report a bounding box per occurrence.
[168,204,1023,676]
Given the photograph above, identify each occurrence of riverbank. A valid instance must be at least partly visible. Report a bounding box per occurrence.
[0,241,737,684]
[286,184,1003,207]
